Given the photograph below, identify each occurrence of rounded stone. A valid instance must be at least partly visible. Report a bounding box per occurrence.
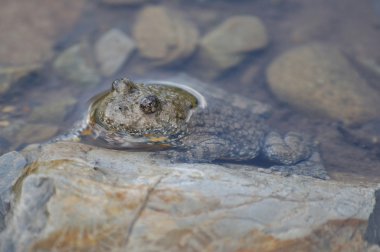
[95,29,135,77]
[198,16,268,78]
[133,6,199,65]
[267,43,380,124]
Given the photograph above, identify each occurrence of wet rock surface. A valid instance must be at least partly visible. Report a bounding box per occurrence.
[0,151,27,231]
[267,43,380,124]
[198,16,268,78]
[0,142,377,251]
[133,6,199,65]
[95,29,136,76]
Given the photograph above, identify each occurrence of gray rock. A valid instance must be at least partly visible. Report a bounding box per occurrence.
[0,151,27,196]
[366,189,380,245]
[133,6,199,65]
[53,43,100,88]
[1,175,55,251]
[95,29,136,77]
[198,16,268,78]
[267,43,380,124]
[0,142,377,250]
[0,151,27,231]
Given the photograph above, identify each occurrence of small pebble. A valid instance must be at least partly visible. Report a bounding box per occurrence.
[133,6,199,65]
[2,106,16,113]
[0,121,10,128]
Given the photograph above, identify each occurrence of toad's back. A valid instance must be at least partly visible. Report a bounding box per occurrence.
[181,98,268,161]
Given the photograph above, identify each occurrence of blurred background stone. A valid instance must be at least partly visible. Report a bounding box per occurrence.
[0,0,85,66]
[267,43,380,124]
[197,16,268,79]
[95,29,136,77]
[133,6,199,65]
[53,43,100,88]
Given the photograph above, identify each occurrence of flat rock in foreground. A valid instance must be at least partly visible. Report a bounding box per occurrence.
[0,142,378,251]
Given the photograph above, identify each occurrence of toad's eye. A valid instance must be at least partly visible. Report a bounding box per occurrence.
[140,95,161,114]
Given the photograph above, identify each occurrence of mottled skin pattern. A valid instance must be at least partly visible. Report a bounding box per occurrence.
[167,98,313,166]
[81,78,328,179]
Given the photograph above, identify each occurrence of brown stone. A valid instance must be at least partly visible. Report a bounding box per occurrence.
[267,43,380,124]
[133,6,199,65]
[198,16,268,79]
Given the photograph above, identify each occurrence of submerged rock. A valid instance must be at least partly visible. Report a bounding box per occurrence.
[95,29,136,76]
[267,43,380,124]
[133,6,199,65]
[53,43,100,88]
[198,16,268,78]
[0,141,377,251]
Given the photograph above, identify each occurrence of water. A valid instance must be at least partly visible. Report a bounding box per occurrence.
[1,0,380,182]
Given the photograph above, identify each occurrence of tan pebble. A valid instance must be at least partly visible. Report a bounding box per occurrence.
[0,120,10,127]
[2,106,16,113]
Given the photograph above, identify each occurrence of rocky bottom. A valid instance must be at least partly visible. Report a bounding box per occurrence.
[0,142,378,251]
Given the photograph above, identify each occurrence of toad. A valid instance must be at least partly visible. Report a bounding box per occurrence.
[64,78,328,179]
